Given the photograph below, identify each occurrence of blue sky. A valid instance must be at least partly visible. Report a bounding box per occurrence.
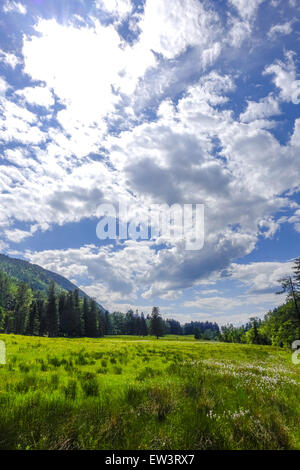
[0,0,299,325]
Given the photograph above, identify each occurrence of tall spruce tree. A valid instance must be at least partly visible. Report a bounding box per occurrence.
[14,282,32,335]
[98,310,107,337]
[47,281,58,337]
[141,312,148,336]
[65,291,74,336]
[149,307,164,339]
[83,296,89,336]
[26,299,39,336]
[84,298,98,337]
[72,289,82,337]
[37,297,47,336]
[58,292,67,336]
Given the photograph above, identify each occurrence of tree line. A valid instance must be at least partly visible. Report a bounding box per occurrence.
[0,270,220,339]
[219,257,300,347]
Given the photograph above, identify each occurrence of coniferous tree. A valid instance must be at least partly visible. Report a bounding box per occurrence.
[26,299,39,336]
[277,275,300,325]
[140,312,148,336]
[97,309,105,337]
[125,309,135,335]
[37,297,47,336]
[150,307,164,339]
[14,282,32,335]
[85,298,98,337]
[47,281,58,337]
[64,291,75,336]
[293,257,300,289]
[82,296,89,337]
[72,288,82,337]
[105,311,112,334]
[58,292,67,336]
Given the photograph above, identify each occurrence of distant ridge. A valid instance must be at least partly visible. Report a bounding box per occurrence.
[0,253,106,312]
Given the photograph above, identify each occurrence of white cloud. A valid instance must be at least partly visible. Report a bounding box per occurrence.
[0,77,9,96]
[95,0,132,21]
[138,0,221,60]
[0,239,9,251]
[229,0,265,20]
[0,97,46,144]
[22,19,123,125]
[15,86,55,108]
[0,1,299,323]
[264,51,300,104]
[3,1,27,15]
[268,21,294,39]
[0,49,20,68]
[227,16,252,46]
[227,261,294,293]
[240,94,281,122]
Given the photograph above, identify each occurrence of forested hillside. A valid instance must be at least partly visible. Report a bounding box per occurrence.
[0,260,220,339]
[0,254,98,301]
[0,269,107,337]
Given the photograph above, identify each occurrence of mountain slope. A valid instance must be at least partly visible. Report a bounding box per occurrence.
[0,253,106,311]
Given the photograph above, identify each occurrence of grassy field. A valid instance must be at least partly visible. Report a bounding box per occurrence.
[0,334,299,450]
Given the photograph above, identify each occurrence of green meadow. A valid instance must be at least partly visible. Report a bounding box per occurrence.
[0,334,299,450]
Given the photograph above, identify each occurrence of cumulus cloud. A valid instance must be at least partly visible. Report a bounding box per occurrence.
[0,49,20,68]
[0,97,46,144]
[227,261,293,293]
[0,0,299,322]
[138,0,221,60]
[264,51,300,104]
[15,86,55,108]
[240,94,281,122]
[95,0,132,21]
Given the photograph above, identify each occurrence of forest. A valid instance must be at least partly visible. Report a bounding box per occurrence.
[0,269,219,339]
[220,258,300,347]
[0,256,300,348]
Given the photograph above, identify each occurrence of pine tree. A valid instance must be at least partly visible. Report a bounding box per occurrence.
[26,300,39,336]
[149,307,164,339]
[84,298,98,337]
[89,299,98,337]
[293,257,300,291]
[105,311,112,334]
[71,289,82,337]
[14,282,32,335]
[97,310,105,337]
[141,312,148,336]
[82,296,89,337]
[277,275,300,325]
[38,298,47,336]
[58,292,67,336]
[47,281,58,337]
[65,291,74,336]
[125,309,135,335]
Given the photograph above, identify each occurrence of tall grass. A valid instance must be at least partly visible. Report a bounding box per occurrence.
[0,334,299,450]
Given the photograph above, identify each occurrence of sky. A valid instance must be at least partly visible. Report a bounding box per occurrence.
[0,0,299,326]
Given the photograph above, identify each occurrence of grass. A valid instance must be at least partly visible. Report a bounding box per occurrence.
[0,333,299,450]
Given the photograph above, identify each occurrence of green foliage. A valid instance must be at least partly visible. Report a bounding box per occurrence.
[149,307,165,339]
[0,269,105,338]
